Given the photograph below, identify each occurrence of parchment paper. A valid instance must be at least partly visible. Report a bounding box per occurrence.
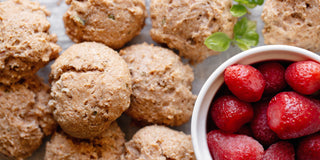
[1,0,267,159]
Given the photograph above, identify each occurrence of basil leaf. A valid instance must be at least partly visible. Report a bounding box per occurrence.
[252,0,264,5]
[234,0,264,5]
[245,3,257,8]
[230,4,247,17]
[234,17,248,36]
[234,18,259,50]
[247,20,257,32]
[246,0,263,5]
[236,40,251,51]
[234,0,249,4]
[236,31,259,47]
[205,32,232,52]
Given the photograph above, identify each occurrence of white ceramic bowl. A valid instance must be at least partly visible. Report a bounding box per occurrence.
[191,45,320,160]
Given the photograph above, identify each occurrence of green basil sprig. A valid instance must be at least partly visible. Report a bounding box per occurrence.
[205,0,264,52]
[205,18,258,52]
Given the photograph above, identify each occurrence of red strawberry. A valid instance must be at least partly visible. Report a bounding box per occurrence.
[207,130,264,160]
[257,62,286,95]
[224,64,265,102]
[267,91,320,139]
[262,141,295,160]
[251,101,279,146]
[297,133,320,160]
[210,95,254,133]
[285,60,320,95]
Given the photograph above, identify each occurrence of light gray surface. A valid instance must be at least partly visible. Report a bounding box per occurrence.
[1,0,267,159]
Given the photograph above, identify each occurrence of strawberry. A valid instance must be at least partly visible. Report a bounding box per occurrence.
[224,64,265,102]
[251,101,279,146]
[257,62,286,95]
[267,91,320,139]
[262,141,295,160]
[297,133,320,160]
[285,60,320,95]
[210,95,254,133]
[207,130,264,160]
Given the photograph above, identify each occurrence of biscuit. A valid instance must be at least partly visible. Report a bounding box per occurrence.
[120,43,196,126]
[262,0,320,52]
[0,0,61,85]
[63,0,147,49]
[150,0,236,63]
[49,42,132,139]
[0,76,56,159]
[122,125,195,160]
[45,122,125,160]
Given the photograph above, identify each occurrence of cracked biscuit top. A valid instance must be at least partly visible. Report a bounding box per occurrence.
[49,42,131,139]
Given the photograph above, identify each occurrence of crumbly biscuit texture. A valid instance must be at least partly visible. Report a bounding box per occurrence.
[262,0,320,52]
[63,0,147,49]
[120,43,196,126]
[150,0,236,63]
[0,0,61,85]
[122,125,195,160]
[45,122,125,160]
[0,76,56,159]
[49,42,132,139]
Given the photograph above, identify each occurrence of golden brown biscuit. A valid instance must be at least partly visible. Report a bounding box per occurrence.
[122,125,195,160]
[45,122,125,160]
[120,43,196,126]
[150,0,236,63]
[0,76,56,159]
[49,42,132,139]
[63,0,147,49]
[262,0,320,52]
[0,0,61,85]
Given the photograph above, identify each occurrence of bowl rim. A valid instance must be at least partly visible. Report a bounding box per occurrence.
[191,45,320,160]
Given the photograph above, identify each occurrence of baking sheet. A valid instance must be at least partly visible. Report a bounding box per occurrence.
[2,0,267,159]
